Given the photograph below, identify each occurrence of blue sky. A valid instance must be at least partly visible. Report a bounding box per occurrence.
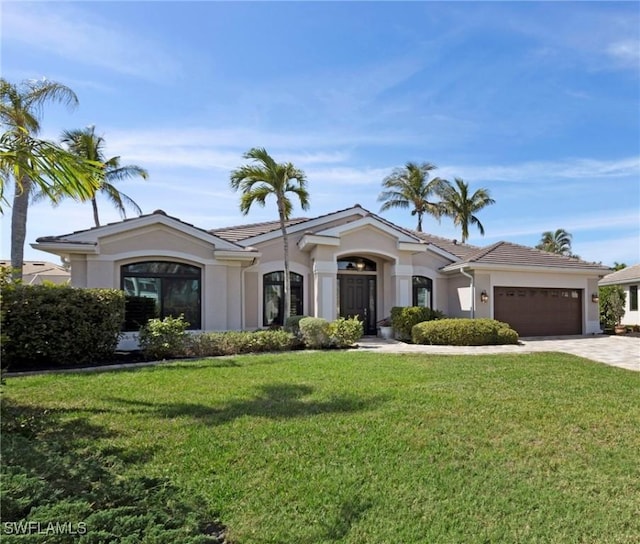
[2,1,639,266]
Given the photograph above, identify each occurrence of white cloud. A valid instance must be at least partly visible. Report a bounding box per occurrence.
[606,40,640,69]
[440,157,640,184]
[2,3,181,82]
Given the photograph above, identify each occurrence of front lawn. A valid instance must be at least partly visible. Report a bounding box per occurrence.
[2,352,639,543]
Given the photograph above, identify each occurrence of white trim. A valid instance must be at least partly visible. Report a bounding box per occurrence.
[89,251,218,265]
[298,234,340,250]
[442,263,609,276]
[31,242,98,255]
[214,250,260,262]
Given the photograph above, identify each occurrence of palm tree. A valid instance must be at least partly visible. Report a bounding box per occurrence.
[377,162,445,232]
[230,147,309,323]
[535,229,573,256]
[439,177,495,243]
[1,78,100,280]
[59,126,148,227]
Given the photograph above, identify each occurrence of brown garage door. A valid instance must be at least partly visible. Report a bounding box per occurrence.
[494,287,582,337]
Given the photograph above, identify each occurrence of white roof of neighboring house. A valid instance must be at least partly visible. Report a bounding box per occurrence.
[599,264,640,286]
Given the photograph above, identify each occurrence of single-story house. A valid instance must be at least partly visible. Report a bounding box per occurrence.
[33,204,609,342]
[599,264,640,326]
[0,260,70,285]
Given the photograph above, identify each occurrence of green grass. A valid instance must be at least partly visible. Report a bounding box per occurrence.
[3,351,640,543]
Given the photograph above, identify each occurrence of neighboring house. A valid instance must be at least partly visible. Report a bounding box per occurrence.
[599,264,640,326]
[0,260,70,285]
[33,205,609,341]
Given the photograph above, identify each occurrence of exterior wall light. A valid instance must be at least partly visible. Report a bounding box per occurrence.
[356,260,366,271]
[592,293,599,303]
[480,290,489,303]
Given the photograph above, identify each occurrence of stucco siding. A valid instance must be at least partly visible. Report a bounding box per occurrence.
[623,284,640,325]
[100,225,215,260]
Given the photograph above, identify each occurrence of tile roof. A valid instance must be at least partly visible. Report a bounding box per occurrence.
[209,218,310,243]
[442,241,610,271]
[599,263,640,285]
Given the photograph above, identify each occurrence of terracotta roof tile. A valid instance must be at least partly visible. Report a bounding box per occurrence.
[599,263,640,285]
[442,241,609,271]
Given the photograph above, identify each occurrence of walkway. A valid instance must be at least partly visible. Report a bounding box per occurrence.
[355,334,640,372]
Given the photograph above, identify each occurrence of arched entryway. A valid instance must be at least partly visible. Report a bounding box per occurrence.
[337,256,377,334]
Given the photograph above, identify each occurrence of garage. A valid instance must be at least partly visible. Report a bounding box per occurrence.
[494,286,582,337]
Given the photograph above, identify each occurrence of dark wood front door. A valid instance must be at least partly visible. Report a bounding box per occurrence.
[339,275,376,334]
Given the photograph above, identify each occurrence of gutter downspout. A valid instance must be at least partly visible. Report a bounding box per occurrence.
[459,266,475,318]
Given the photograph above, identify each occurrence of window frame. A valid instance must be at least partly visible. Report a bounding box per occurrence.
[630,285,638,312]
[121,261,202,330]
[263,271,303,326]
[412,275,433,309]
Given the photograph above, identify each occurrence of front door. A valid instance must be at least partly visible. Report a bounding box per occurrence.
[339,275,376,334]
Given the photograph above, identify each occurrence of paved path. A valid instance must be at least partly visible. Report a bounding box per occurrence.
[355,334,640,372]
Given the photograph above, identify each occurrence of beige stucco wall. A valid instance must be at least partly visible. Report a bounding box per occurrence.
[623,283,640,326]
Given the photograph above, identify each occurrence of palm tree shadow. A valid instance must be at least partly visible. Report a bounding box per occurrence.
[109,383,386,426]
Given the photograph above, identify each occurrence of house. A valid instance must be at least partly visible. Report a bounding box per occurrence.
[598,264,640,326]
[33,205,609,343]
[0,260,70,285]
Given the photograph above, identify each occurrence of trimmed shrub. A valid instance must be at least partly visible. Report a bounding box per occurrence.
[412,318,519,346]
[284,315,308,335]
[299,317,331,349]
[390,306,445,341]
[328,317,363,348]
[138,315,189,360]
[1,284,125,369]
[186,329,297,357]
[123,295,158,331]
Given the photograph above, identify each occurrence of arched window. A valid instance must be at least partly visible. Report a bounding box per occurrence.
[337,257,377,272]
[413,275,433,309]
[263,271,303,326]
[122,261,201,329]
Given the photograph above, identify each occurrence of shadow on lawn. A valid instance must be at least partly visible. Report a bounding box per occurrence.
[108,383,387,426]
[1,399,226,542]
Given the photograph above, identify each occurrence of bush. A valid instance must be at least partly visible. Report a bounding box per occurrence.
[284,315,308,335]
[328,317,363,348]
[299,317,331,349]
[1,284,125,369]
[412,318,519,346]
[390,306,445,341]
[187,329,297,357]
[138,315,189,360]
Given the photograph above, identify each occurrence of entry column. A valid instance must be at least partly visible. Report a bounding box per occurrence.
[313,260,337,321]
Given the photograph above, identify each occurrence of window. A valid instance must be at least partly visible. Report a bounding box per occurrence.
[630,285,638,311]
[263,271,303,326]
[412,276,433,309]
[121,261,201,329]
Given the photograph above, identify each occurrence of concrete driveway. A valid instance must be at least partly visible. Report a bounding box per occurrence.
[356,334,640,372]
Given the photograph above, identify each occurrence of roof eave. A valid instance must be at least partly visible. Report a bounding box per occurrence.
[441,262,610,275]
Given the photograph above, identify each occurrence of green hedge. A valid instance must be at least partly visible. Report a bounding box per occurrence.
[390,306,445,341]
[412,318,519,346]
[1,284,125,369]
[187,329,298,358]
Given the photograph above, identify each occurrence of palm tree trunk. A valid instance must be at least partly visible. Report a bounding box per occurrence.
[417,213,423,232]
[91,197,101,227]
[10,175,32,281]
[277,196,291,323]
